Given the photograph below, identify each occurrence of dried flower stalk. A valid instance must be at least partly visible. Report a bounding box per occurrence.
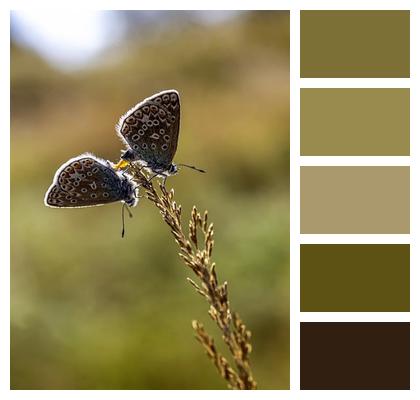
[128,164,257,390]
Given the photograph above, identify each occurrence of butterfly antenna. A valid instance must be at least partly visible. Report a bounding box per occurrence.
[125,203,133,218]
[121,203,134,238]
[178,163,206,173]
[121,203,126,238]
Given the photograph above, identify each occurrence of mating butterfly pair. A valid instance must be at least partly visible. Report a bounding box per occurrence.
[45,90,191,210]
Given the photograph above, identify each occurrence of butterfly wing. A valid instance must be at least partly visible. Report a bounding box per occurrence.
[45,155,125,208]
[45,184,80,208]
[117,90,180,170]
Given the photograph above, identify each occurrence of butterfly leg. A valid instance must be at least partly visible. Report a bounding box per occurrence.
[133,185,144,199]
[147,173,159,183]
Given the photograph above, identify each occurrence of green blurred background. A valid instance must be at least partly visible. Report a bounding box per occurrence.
[11,11,289,389]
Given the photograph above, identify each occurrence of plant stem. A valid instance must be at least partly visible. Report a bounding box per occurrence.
[128,164,257,390]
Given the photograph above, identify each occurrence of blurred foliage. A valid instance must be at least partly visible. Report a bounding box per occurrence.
[11,11,289,389]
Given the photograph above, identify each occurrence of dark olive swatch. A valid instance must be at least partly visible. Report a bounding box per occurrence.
[301,89,410,156]
[300,244,410,312]
[300,322,410,390]
[301,10,410,77]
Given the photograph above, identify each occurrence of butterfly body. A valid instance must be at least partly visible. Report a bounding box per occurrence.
[116,90,181,176]
[44,154,138,208]
[120,148,178,176]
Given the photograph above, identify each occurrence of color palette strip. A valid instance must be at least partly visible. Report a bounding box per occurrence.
[300,166,410,234]
[300,322,410,390]
[300,244,410,312]
[300,10,410,78]
[299,9,411,391]
[301,89,410,156]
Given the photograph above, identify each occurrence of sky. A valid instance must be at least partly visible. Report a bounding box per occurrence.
[10,10,239,70]
[11,10,124,69]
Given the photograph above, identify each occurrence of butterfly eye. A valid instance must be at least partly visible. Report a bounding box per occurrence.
[170,93,177,102]
[138,129,145,136]
[81,188,87,193]
[163,94,169,102]
[163,135,170,142]
[134,110,143,119]
[151,143,157,150]
[103,192,109,198]
[126,116,136,125]
[147,120,153,127]
[150,105,158,113]
[161,144,168,151]
[91,193,97,199]
[70,199,77,204]
[159,129,165,135]
[133,144,139,150]
[132,134,140,141]
[143,106,149,113]
[142,143,148,150]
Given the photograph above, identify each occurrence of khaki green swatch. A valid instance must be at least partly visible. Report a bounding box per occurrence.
[300,167,410,234]
[301,89,410,156]
[300,244,410,312]
[301,11,410,78]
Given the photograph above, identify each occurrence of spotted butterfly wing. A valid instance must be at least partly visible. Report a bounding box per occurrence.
[116,90,180,172]
[44,154,137,208]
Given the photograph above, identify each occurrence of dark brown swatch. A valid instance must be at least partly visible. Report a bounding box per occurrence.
[300,244,410,312]
[300,322,410,390]
[301,10,410,78]
[300,89,410,156]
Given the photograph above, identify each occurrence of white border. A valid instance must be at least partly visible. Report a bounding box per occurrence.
[3,0,420,398]
[289,8,300,392]
[1,2,10,399]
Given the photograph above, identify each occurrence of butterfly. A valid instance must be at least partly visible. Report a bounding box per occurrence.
[115,90,205,177]
[44,154,138,237]
[44,153,138,209]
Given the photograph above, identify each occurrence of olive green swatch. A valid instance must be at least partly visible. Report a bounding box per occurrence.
[301,89,410,156]
[300,244,410,312]
[301,10,410,78]
[300,166,410,234]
